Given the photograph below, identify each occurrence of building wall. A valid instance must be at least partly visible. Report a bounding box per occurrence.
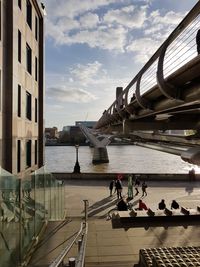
[1,0,44,177]
[0,1,2,166]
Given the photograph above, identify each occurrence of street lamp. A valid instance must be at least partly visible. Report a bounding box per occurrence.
[73,144,81,173]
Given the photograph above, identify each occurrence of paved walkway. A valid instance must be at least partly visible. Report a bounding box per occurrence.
[30,179,200,267]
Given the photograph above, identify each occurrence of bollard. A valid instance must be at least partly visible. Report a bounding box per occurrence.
[69,257,76,267]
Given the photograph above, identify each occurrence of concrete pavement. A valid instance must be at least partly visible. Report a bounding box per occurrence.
[29,179,200,267]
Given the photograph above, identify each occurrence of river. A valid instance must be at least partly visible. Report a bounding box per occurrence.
[45,145,198,174]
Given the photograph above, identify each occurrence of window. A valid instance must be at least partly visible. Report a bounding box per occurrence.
[18,30,21,62]
[35,16,38,40]
[35,98,37,122]
[35,140,37,164]
[18,85,21,117]
[26,140,31,167]
[18,0,21,9]
[26,0,32,29]
[26,91,31,120]
[35,56,38,81]
[26,43,32,74]
[17,140,21,172]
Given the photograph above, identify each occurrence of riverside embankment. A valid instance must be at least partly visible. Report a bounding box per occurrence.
[53,172,200,182]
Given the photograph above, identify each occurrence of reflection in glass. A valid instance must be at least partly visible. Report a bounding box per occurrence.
[0,166,65,267]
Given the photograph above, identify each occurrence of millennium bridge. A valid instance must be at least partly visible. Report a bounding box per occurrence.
[80,1,200,166]
[95,1,200,133]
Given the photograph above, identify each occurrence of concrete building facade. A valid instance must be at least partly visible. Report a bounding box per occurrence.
[0,0,44,177]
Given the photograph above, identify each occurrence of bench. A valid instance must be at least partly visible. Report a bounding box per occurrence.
[112,206,200,227]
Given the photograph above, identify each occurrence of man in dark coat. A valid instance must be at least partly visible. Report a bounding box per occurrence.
[109,180,114,196]
[115,179,123,199]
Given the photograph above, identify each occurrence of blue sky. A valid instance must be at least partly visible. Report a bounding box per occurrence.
[42,0,198,130]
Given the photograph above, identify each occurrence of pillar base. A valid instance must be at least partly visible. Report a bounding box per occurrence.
[92,147,109,164]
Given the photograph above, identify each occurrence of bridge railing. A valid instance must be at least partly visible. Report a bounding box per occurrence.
[95,1,200,129]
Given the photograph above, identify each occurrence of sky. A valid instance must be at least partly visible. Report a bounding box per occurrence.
[42,0,198,130]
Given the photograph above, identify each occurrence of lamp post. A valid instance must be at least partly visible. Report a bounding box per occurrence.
[73,144,81,173]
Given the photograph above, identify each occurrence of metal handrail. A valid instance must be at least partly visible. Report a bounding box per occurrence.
[49,200,89,267]
[75,222,88,267]
[49,222,84,267]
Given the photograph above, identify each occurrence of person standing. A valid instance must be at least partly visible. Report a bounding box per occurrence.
[116,178,123,199]
[109,180,114,196]
[141,181,147,197]
[127,174,133,199]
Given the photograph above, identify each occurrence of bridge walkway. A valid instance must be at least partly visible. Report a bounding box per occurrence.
[95,1,200,130]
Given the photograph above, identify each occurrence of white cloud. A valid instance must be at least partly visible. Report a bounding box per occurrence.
[44,0,147,51]
[56,17,80,32]
[46,104,64,110]
[104,5,147,29]
[150,10,185,26]
[70,61,104,85]
[46,87,97,103]
[79,12,99,29]
[126,37,162,63]
[67,25,127,51]
[125,8,187,64]
[43,0,117,19]
[44,0,188,56]
[143,10,186,41]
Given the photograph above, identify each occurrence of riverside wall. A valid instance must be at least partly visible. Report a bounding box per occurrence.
[53,172,200,182]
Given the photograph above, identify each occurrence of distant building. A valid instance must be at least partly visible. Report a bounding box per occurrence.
[69,126,84,142]
[45,127,59,139]
[75,121,97,128]
[62,126,71,132]
[0,0,45,177]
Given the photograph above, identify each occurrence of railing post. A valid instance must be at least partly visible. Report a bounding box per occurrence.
[83,200,89,223]
[78,239,82,252]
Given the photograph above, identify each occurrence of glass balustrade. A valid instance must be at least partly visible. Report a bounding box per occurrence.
[0,166,65,267]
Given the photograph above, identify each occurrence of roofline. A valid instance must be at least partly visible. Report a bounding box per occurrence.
[32,0,45,18]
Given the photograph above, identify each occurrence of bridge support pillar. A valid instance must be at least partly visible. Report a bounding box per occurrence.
[92,147,109,164]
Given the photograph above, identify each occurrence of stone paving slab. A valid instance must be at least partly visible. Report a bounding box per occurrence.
[29,179,200,266]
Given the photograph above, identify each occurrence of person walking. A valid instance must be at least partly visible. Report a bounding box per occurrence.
[114,179,117,193]
[109,180,114,196]
[134,176,140,195]
[141,181,147,197]
[115,178,123,199]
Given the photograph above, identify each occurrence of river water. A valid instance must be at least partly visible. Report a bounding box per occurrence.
[45,145,198,174]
